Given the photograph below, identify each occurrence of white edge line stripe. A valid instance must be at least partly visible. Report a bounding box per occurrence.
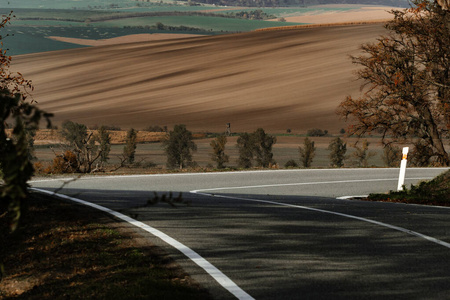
[190,177,433,193]
[31,188,254,300]
[29,167,449,184]
[191,191,450,250]
[336,195,369,200]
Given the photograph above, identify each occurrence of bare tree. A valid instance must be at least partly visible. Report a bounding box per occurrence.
[337,0,449,166]
[351,140,376,167]
[59,121,111,173]
[382,144,401,167]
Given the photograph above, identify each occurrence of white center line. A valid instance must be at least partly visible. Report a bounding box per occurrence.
[191,178,450,250]
[192,177,432,193]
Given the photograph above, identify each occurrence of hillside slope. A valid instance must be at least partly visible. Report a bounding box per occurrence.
[11,24,386,133]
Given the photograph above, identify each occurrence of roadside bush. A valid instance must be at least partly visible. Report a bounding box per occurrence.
[44,150,79,174]
[369,170,450,205]
[382,144,401,167]
[98,125,111,165]
[60,120,109,173]
[253,128,276,168]
[91,124,121,131]
[409,140,437,167]
[299,137,316,168]
[143,125,166,132]
[237,132,254,168]
[351,140,376,167]
[328,137,347,167]
[236,129,276,168]
[164,125,197,169]
[284,159,298,168]
[307,128,328,137]
[123,128,137,164]
[210,135,229,169]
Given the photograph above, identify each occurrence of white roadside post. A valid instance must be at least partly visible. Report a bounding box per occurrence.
[397,147,409,191]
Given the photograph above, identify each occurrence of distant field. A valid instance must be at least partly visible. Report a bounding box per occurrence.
[1,6,301,55]
[0,3,394,55]
[94,16,297,31]
[0,0,139,9]
[11,23,387,133]
[4,3,399,139]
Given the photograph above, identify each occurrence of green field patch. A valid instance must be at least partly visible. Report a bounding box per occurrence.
[95,15,302,32]
[0,0,136,10]
[257,6,362,17]
[2,27,88,55]
[120,4,225,13]
[3,26,210,55]
[0,8,116,22]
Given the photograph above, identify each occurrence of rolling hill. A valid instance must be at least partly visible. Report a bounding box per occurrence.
[11,23,387,134]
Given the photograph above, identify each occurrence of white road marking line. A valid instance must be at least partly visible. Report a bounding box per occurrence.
[32,188,254,300]
[190,177,432,193]
[336,195,369,200]
[191,189,450,250]
[29,167,449,184]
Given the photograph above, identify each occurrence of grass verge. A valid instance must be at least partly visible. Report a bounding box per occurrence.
[367,170,450,207]
[0,192,212,299]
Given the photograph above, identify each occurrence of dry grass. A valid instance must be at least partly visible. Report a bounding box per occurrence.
[26,129,166,145]
[0,192,212,299]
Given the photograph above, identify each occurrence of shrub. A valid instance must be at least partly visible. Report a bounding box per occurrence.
[164,125,197,169]
[123,128,137,164]
[60,120,88,149]
[382,144,401,167]
[59,120,108,173]
[45,150,79,174]
[328,137,347,167]
[98,126,111,165]
[210,135,229,169]
[143,125,166,132]
[299,137,316,168]
[351,140,376,167]
[0,10,53,234]
[306,128,328,137]
[91,124,121,131]
[236,128,276,168]
[253,128,276,168]
[236,132,254,168]
[284,159,298,168]
[409,140,439,167]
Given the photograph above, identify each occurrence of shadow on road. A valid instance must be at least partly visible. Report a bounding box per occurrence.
[42,187,450,300]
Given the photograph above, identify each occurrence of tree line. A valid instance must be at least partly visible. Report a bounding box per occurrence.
[30,122,423,174]
[178,0,409,8]
[21,10,276,24]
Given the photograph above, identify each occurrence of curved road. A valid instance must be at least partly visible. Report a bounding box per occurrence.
[31,168,450,299]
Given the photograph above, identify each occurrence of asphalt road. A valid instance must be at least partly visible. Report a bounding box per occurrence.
[31,168,450,300]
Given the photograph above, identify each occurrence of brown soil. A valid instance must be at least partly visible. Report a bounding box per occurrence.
[11,23,387,134]
[48,33,206,47]
[276,5,397,24]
